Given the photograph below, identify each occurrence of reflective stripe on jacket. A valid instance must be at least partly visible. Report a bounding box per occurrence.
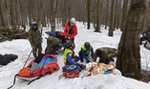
[81,44,91,55]
[64,48,73,63]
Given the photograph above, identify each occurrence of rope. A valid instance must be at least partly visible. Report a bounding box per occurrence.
[7,74,17,89]
[7,50,32,89]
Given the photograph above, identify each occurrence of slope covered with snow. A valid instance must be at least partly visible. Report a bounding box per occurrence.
[0,22,150,89]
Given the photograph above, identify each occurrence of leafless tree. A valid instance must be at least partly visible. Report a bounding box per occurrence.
[108,0,116,36]
[116,0,147,79]
[86,0,91,29]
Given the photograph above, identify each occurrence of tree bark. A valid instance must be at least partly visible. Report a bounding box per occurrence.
[108,0,116,36]
[94,0,100,32]
[0,0,5,27]
[49,0,58,31]
[116,0,146,79]
[86,0,91,29]
[121,0,129,30]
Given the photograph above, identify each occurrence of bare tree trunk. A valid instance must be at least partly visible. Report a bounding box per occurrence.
[104,0,110,29]
[141,2,149,32]
[116,0,146,79]
[19,0,27,26]
[0,0,5,27]
[94,0,100,32]
[86,0,91,29]
[9,0,16,26]
[114,0,121,29]
[121,0,129,30]
[62,0,68,27]
[116,0,122,29]
[108,0,116,36]
[3,0,9,26]
[50,0,58,31]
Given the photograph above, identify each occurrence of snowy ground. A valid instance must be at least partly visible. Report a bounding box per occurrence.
[0,22,150,89]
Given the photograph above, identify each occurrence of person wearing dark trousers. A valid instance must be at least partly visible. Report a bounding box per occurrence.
[93,47,117,64]
[64,40,85,71]
[63,18,78,43]
[45,36,62,54]
[28,21,42,58]
[78,42,94,63]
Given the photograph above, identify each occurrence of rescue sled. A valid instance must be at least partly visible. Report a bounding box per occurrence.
[8,54,60,89]
[17,54,59,80]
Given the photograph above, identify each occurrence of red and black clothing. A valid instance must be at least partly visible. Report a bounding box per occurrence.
[63,22,78,41]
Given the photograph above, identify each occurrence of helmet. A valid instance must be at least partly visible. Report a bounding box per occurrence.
[30,21,38,26]
[66,40,75,48]
[30,21,38,30]
[84,42,91,50]
[70,18,76,24]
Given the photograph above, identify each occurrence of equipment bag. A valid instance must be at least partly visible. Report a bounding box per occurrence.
[62,65,80,78]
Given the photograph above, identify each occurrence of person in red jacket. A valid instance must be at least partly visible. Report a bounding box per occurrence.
[63,18,78,42]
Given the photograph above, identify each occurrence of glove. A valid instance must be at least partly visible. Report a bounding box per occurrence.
[80,64,86,70]
[58,32,64,36]
[67,37,71,40]
[72,51,76,58]
[86,56,92,63]
[86,60,90,63]
[72,55,77,58]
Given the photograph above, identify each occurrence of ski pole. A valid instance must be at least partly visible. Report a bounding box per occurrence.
[58,74,64,80]
[23,50,32,68]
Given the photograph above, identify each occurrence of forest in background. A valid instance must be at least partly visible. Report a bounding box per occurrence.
[0,0,150,32]
[0,0,150,80]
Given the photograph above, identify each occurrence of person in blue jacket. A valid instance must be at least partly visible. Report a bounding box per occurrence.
[64,41,85,71]
[78,42,94,63]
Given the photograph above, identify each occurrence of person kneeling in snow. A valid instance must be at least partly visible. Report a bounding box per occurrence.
[78,42,94,63]
[45,36,62,54]
[93,47,117,64]
[45,31,67,46]
[64,41,85,71]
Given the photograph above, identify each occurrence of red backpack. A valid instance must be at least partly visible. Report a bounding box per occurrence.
[62,65,80,78]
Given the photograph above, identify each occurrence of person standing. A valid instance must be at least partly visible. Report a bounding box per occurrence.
[63,18,78,43]
[28,22,42,58]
